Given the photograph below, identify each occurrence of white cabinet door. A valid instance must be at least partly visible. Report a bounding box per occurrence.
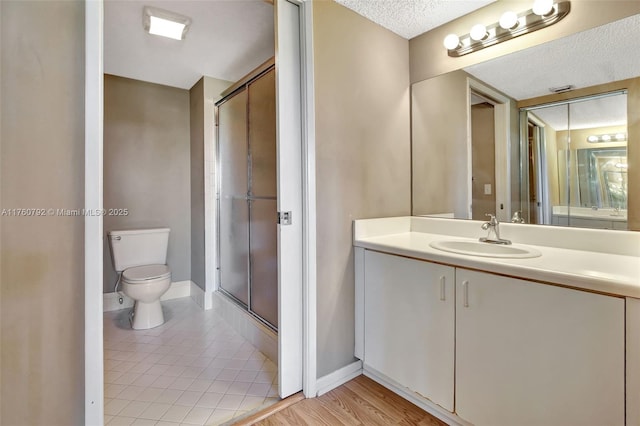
[456,269,625,426]
[364,251,455,411]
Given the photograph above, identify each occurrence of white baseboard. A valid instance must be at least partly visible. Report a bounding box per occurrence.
[212,291,278,364]
[316,360,362,396]
[103,280,192,312]
[190,281,214,310]
[364,365,470,426]
[190,282,205,309]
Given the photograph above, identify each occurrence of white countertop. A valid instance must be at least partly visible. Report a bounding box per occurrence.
[552,205,628,221]
[354,217,640,299]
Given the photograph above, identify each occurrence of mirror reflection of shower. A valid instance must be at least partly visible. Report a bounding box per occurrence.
[520,91,628,230]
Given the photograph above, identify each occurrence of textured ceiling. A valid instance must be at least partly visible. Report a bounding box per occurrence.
[335,0,495,39]
[465,13,640,130]
[464,14,640,101]
[104,0,274,89]
[531,93,627,131]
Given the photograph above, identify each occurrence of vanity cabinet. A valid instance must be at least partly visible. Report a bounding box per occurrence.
[455,269,625,426]
[358,250,626,426]
[363,250,455,411]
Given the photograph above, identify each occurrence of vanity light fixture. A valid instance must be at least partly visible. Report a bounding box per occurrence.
[587,132,627,143]
[470,24,488,41]
[532,0,554,16]
[143,6,191,40]
[499,11,519,30]
[443,1,570,57]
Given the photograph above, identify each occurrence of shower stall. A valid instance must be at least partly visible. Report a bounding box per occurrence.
[216,61,278,329]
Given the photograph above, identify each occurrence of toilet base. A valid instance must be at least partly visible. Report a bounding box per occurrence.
[131,300,165,330]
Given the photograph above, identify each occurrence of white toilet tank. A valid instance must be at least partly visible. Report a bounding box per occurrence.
[108,228,170,272]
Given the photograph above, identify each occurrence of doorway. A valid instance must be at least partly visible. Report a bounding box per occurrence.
[86,1,314,423]
[470,93,496,221]
[467,79,512,222]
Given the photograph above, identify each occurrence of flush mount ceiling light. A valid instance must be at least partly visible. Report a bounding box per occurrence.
[143,6,191,40]
[443,1,570,57]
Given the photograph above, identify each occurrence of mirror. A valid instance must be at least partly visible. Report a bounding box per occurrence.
[411,12,639,231]
[522,92,628,229]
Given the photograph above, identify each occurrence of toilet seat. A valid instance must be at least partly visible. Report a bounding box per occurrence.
[123,264,171,283]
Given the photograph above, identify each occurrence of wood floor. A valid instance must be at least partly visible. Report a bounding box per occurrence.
[249,375,448,426]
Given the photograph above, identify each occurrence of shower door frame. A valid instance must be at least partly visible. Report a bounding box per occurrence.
[215,64,279,330]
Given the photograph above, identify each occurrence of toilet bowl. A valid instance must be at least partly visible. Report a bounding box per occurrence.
[108,228,172,330]
[121,264,171,330]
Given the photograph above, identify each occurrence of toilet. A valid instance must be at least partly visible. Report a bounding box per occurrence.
[108,228,172,330]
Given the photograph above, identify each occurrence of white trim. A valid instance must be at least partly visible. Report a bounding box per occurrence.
[213,292,278,364]
[468,78,512,222]
[84,0,104,424]
[316,360,363,396]
[189,281,210,310]
[364,366,472,426]
[297,0,318,399]
[627,297,640,426]
[275,0,304,399]
[204,80,218,300]
[354,247,365,359]
[102,280,192,312]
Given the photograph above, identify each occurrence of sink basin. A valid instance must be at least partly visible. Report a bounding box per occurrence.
[429,240,542,259]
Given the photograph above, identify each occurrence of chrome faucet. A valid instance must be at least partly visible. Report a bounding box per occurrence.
[511,211,525,223]
[480,214,512,245]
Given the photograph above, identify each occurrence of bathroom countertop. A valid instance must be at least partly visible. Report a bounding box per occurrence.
[354,217,640,299]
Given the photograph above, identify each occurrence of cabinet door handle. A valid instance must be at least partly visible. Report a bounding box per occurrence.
[439,276,446,301]
[462,280,469,307]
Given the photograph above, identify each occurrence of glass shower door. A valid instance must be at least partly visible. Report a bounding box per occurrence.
[521,91,628,230]
[218,89,249,305]
[217,68,278,329]
[248,69,277,328]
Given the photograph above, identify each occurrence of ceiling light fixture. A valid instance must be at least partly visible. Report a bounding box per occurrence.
[587,132,627,143]
[143,6,191,41]
[444,1,570,57]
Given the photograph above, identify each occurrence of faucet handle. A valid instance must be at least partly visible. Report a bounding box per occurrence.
[485,213,498,224]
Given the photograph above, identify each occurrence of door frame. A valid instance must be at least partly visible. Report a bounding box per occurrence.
[84,0,317,422]
[467,78,512,222]
[84,0,104,424]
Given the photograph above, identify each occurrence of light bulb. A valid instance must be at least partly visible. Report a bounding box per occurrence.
[443,33,460,50]
[533,0,554,16]
[615,133,626,140]
[499,11,519,30]
[470,24,487,41]
[587,135,598,143]
[601,134,611,142]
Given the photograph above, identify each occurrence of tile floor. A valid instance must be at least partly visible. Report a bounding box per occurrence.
[104,297,279,426]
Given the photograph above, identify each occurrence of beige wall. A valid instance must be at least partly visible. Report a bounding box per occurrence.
[410,1,640,83]
[103,75,191,293]
[1,1,85,424]
[471,103,496,220]
[544,124,560,206]
[313,0,411,377]
[412,70,469,217]
[189,76,230,291]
